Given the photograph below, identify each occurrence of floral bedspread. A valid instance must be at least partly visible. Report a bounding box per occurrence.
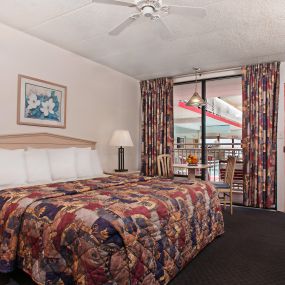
[0,175,224,284]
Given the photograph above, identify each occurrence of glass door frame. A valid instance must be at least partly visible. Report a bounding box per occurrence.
[174,74,242,180]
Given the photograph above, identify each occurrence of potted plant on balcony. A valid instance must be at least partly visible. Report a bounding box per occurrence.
[186,155,198,166]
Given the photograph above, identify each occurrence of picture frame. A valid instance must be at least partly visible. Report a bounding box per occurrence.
[17,75,67,128]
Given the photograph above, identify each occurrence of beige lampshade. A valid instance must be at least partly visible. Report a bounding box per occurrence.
[109,130,134,147]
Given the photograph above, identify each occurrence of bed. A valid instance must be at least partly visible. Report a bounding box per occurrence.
[0,133,224,285]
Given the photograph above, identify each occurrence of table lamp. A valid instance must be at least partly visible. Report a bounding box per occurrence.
[109,130,134,172]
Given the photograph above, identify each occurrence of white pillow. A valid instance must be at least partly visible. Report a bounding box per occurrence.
[75,148,93,178]
[47,148,77,180]
[0,149,27,186]
[91,150,103,175]
[25,149,52,183]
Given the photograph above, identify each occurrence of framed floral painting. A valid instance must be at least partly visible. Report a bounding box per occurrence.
[17,75,67,128]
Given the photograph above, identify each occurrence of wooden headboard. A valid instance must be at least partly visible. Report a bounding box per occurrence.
[0,133,96,150]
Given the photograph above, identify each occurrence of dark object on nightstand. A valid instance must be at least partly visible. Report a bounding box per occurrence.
[109,130,134,172]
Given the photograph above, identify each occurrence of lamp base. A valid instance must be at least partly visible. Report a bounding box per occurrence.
[115,169,128,172]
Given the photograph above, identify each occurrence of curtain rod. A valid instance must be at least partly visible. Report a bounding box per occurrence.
[174,66,242,79]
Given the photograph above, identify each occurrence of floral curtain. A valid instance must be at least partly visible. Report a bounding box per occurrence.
[242,62,280,208]
[141,78,174,176]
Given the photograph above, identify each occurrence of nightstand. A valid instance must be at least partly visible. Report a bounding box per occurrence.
[104,170,141,176]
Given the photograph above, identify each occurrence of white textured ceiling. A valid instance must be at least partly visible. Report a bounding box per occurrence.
[1,0,285,80]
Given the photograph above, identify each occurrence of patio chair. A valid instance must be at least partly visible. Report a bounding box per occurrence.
[212,156,237,215]
[157,154,172,178]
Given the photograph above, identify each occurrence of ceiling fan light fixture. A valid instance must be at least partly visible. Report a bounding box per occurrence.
[136,0,162,11]
[142,6,155,17]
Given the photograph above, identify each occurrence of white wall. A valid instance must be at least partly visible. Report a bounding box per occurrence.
[0,23,140,171]
[277,62,285,212]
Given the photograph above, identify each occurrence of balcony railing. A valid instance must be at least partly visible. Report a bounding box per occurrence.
[174,143,243,192]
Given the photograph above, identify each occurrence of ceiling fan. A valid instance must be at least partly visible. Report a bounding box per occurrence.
[92,0,207,39]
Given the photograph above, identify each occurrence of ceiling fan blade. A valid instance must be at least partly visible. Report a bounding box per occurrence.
[167,6,207,18]
[153,16,173,40]
[92,0,136,7]
[109,14,140,36]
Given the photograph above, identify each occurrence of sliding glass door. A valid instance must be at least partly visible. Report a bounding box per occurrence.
[174,75,243,204]
[205,77,243,204]
[174,81,203,177]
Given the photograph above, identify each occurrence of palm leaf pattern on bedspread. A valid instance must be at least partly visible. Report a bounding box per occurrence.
[0,176,224,285]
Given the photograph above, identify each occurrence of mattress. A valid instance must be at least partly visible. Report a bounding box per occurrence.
[0,175,224,284]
